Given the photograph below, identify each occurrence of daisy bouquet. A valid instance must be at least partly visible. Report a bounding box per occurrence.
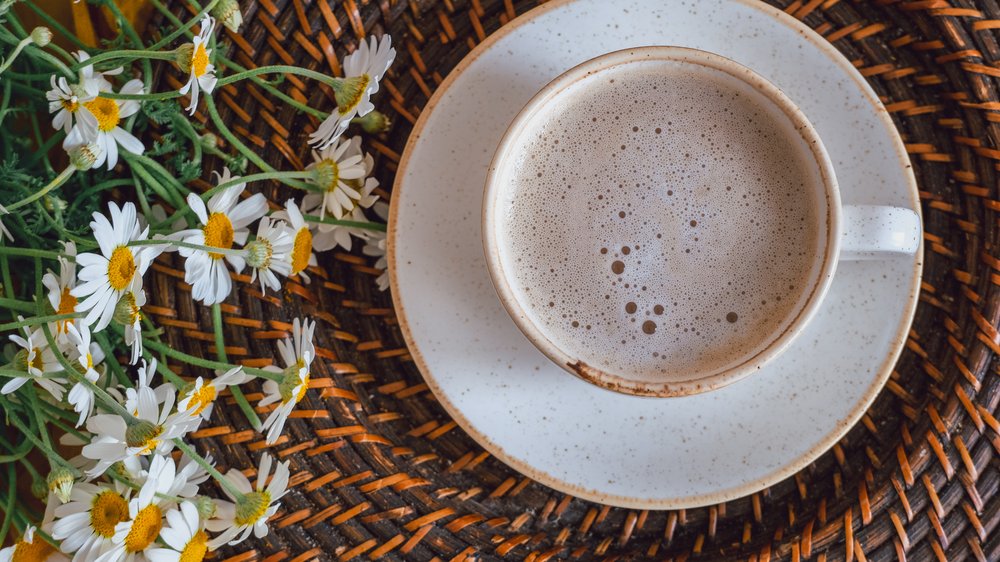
[0,1,395,559]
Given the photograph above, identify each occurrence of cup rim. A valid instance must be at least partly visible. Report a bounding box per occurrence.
[482,46,842,398]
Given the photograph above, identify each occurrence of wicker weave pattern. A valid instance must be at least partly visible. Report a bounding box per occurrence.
[145,1,1000,560]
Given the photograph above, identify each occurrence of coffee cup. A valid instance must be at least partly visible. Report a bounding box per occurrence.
[482,47,920,397]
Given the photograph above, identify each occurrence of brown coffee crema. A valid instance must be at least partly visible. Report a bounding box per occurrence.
[496,60,824,383]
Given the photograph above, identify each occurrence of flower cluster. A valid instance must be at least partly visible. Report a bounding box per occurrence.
[1,5,396,559]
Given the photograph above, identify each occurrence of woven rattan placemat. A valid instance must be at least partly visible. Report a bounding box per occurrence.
[146,1,999,560]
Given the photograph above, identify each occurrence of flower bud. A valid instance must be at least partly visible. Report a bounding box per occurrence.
[211,0,243,32]
[31,478,48,500]
[194,496,217,519]
[356,110,391,134]
[44,196,67,213]
[30,27,52,47]
[174,44,195,74]
[68,143,102,171]
[46,467,75,503]
[199,133,219,150]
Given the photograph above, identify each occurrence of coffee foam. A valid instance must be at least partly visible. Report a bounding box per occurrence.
[494,59,826,384]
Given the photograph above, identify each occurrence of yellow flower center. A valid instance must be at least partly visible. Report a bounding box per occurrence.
[60,98,79,113]
[179,530,209,562]
[29,348,44,372]
[291,227,312,275]
[203,212,234,260]
[187,383,216,416]
[123,504,162,553]
[83,97,120,133]
[90,490,129,538]
[11,536,56,562]
[56,287,78,334]
[234,491,271,526]
[191,43,209,78]
[107,246,136,291]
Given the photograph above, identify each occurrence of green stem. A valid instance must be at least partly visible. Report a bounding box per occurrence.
[0,37,34,76]
[152,171,316,230]
[5,166,74,212]
[148,0,220,51]
[0,395,78,475]
[0,464,14,541]
[216,65,344,89]
[303,214,387,233]
[139,333,279,381]
[101,90,182,101]
[212,303,262,430]
[0,312,80,332]
[127,238,247,258]
[69,49,176,71]
[0,246,67,261]
[204,96,313,191]
[0,298,36,314]
[0,429,33,463]
[172,439,245,498]
[40,324,134,421]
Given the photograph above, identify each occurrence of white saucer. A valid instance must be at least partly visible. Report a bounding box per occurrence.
[388,0,922,509]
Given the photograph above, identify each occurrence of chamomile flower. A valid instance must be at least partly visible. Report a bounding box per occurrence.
[43,242,79,342]
[309,35,395,148]
[178,366,247,421]
[4,324,66,401]
[0,525,67,562]
[83,363,198,477]
[206,453,289,547]
[178,16,217,115]
[66,78,145,170]
[304,136,377,220]
[364,231,388,292]
[65,323,104,427]
[46,52,117,136]
[146,501,210,562]
[72,202,159,332]
[279,200,316,281]
[259,318,315,444]
[176,170,267,305]
[245,216,292,294]
[104,454,176,562]
[114,290,145,365]
[52,481,132,562]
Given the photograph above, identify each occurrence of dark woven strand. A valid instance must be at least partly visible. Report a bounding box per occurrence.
[142,1,1000,560]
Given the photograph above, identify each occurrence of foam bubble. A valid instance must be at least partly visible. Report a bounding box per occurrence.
[494,58,825,384]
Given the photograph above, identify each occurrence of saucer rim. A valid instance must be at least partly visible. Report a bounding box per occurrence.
[387,0,923,509]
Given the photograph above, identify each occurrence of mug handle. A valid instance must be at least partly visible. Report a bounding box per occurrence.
[841,205,921,260]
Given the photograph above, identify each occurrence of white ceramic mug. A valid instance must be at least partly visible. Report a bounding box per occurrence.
[483,47,920,397]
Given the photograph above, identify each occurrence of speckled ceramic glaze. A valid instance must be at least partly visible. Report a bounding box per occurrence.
[481,47,920,398]
[389,0,923,508]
